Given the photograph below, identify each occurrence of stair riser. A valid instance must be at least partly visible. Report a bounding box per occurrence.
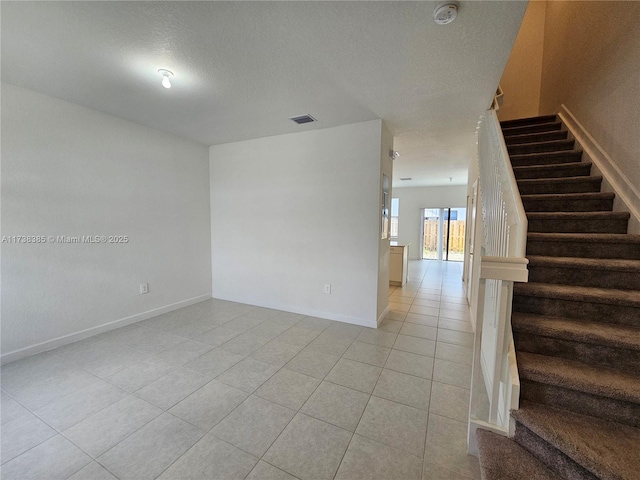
[512,296,640,327]
[526,240,640,260]
[502,122,562,137]
[501,115,557,129]
[527,217,628,234]
[522,198,614,212]
[508,141,575,155]
[511,152,583,167]
[514,333,640,374]
[517,180,601,195]
[520,381,640,429]
[514,424,598,480]
[514,165,591,180]
[505,131,568,145]
[528,265,640,290]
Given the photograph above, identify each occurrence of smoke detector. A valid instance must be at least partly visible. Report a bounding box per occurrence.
[434,3,458,25]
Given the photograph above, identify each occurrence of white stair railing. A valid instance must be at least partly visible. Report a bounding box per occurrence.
[467,97,529,455]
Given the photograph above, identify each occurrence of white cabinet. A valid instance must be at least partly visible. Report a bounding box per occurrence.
[390,244,409,286]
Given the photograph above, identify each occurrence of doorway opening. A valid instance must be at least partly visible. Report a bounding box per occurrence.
[422,207,466,261]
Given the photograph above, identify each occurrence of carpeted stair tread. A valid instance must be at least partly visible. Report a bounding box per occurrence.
[476,429,562,480]
[517,351,640,404]
[522,191,614,204]
[504,130,568,145]
[501,114,557,128]
[522,192,615,212]
[517,175,602,195]
[527,211,629,234]
[527,255,640,289]
[510,150,583,167]
[527,211,629,221]
[522,192,616,201]
[513,401,640,480]
[508,139,575,155]
[526,232,640,258]
[502,121,563,137]
[517,176,601,186]
[512,312,640,352]
[527,255,640,272]
[512,162,592,179]
[527,232,640,246]
[513,282,640,308]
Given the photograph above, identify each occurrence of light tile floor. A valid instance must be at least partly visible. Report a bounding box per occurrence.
[1,260,480,480]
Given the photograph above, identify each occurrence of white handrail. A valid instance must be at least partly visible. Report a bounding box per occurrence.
[467,92,529,455]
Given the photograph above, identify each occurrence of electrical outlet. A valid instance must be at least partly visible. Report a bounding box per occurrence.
[324,283,331,294]
[140,283,149,294]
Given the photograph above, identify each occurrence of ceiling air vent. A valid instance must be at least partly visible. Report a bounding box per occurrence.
[400,177,412,181]
[290,114,317,125]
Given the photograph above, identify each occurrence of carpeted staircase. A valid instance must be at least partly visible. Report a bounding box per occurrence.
[476,114,640,480]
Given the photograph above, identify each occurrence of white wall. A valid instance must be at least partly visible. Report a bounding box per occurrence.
[210,120,385,327]
[1,84,212,361]
[497,1,547,122]
[539,1,640,230]
[394,185,468,260]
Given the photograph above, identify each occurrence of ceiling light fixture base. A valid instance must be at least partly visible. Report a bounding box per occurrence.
[158,69,174,89]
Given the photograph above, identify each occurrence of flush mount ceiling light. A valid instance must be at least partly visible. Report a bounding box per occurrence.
[157,69,173,89]
[433,2,458,25]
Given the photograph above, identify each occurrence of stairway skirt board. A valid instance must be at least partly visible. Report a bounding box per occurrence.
[477,114,640,480]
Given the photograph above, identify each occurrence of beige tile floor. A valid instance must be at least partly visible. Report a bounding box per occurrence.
[1,260,479,480]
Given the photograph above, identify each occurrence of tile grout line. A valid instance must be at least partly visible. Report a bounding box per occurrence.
[421,264,442,476]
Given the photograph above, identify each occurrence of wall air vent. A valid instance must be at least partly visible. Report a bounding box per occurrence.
[290,114,317,125]
[400,177,412,181]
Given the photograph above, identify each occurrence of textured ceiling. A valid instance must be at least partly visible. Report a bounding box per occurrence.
[1,1,526,187]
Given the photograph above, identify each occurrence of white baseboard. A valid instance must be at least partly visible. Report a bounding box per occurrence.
[1,294,212,365]
[210,293,378,329]
[377,304,391,327]
[559,104,640,234]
